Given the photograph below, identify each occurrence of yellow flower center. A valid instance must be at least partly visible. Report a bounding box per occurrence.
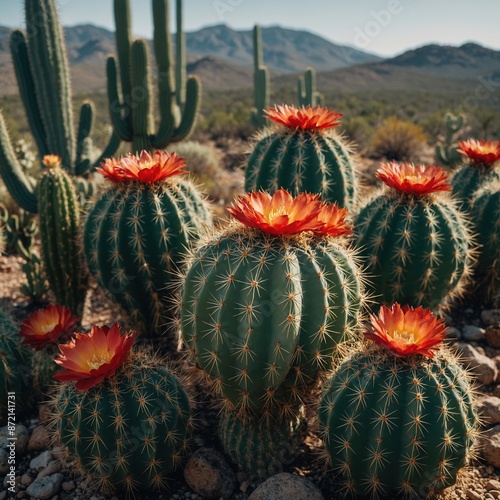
[40,321,58,334]
[87,353,110,371]
[140,161,156,170]
[405,174,425,183]
[391,330,415,344]
[267,207,288,222]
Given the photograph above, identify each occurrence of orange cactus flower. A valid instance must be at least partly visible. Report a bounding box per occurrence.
[365,303,446,358]
[42,155,62,169]
[227,189,324,236]
[20,305,79,349]
[314,203,353,237]
[264,105,342,131]
[457,139,500,166]
[97,150,188,184]
[54,323,135,391]
[376,162,451,196]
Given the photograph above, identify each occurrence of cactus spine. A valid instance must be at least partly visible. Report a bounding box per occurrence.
[319,343,479,498]
[107,0,200,153]
[38,163,88,317]
[435,113,465,168]
[52,350,192,493]
[251,25,270,128]
[297,67,324,107]
[0,0,120,213]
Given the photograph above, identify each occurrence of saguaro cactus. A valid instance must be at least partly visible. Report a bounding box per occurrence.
[107,0,200,153]
[251,25,270,128]
[435,113,465,168]
[297,67,324,107]
[0,0,120,213]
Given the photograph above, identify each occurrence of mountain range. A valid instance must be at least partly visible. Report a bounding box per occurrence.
[0,23,499,95]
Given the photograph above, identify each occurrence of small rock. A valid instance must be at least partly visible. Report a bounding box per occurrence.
[61,480,75,492]
[30,450,53,471]
[482,425,500,467]
[248,473,324,500]
[487,327,500,349]
[38,405,51,426]
[26,473,63,500]
[51,446,66,461]
[459,344,498,385]
[184,447,236,499]
[488,480,500,491]
[21,473,33,486]
[480,397,500,425]
[28,425,51,452]
[483,310,500,326]
[0,447,9,475]
[463,325,486,341]
[37,460,61,479]
[0,424,29,454]
[445,326,461,339]
[0,491,5,500]
[467,489,485,500]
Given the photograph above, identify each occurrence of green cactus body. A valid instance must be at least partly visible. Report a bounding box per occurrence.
[181,228,362,415]
[451,163,500,211]
[84,179,211,335]
[245,127,358,210]
[354,191,472,311]
[38,165,88,317]
[297,67,324,107]
[472,180,500,304]
[435,113,464,168]
[251,25,270,128]
[319,345,478,498]
[220,412,303,478]
[0,310,34,420]
[52,352,191,493]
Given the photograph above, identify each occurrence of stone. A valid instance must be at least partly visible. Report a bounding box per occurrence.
[463,325,486,341]
[487,480,500,491]
[21,473,33,486]
[184,447,236,499]
[248,473,324,500]
[0,424,29,454]
[37,460,61,479]
[459,344,497,386]
[483,310,500,326]
[0,447,9,475]
[445,326,461,339]
[467,489,485,500]
[482,426,500,468]
[38,404,51,426]
[29,450,53,471]
[487,326,500,349]
[26,473,63,500]
[62,480,75,492]
[480,397,500,425]
[28,425,51,452]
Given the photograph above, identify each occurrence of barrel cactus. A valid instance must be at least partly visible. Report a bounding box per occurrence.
[38,155,88,317]
[452,139,500,210]
[84,150,212,336]
[51,323,192,494]
[319,303,479,499]
[472,180,500,305]
[244,105,358,210]
[354,162,474,312]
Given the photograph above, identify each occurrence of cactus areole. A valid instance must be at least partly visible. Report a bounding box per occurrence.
[245,105,358,209]
[181,189,362,416]
[319,304,479,498]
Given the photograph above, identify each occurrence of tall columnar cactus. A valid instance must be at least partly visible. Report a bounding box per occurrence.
[435,113,465,168]
[451,139,500,210]
[472,180,500,305]
[51,324,192,494]
[107,0,200,153]
[319,304,479,499]
[0,309,34,421]
[38,156,88,317]
[245,105,358,210]
[354,162,474,311]
[297,67,324,107]
[84,151,211,336]
[251,25,270,128]
[0,0,120,213]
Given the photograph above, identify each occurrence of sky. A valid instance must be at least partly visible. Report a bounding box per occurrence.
[1,0,500,57]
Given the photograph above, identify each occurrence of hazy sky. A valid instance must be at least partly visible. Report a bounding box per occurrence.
[2,0,499,57]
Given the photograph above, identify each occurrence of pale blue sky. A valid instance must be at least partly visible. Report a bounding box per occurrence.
[1,0,499,57]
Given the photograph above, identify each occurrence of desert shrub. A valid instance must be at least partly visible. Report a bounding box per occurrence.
[341,116,374,151]
[370,116,428,162]
[169,141,221,177]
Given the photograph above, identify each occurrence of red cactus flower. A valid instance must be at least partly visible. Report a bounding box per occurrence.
[457,139,500,167]
[227,189,324,236]
[54,323,135,391]
[313,203,353,237]
[376,162,451,196]
[20,305,79,349]
[365,303,446,358]
[97,150,188,184]
[42,155,62,169]
[264,105,342,131]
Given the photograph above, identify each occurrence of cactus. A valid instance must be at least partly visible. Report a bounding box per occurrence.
[51,325,192,494]
[0,0,119,214]
[354,163,474,312]
[435,113,465,168]
[245,105,358,210]
[451,139,500,211]
[319,304,479,498]
[107,0,200,153]
[84,151,211,336]
[297,67,324,107]
[0,309,34,420]
[20,252,49,301]
[0,204,37,258]
[251,25,270,128]
[471,180,500,305]
[38,159,88,317]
